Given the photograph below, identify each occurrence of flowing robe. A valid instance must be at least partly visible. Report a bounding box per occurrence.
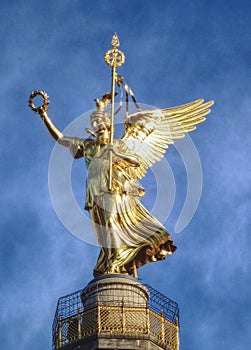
[68,137,176,277]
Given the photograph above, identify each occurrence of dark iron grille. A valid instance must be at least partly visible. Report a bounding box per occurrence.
[145,284,179,324]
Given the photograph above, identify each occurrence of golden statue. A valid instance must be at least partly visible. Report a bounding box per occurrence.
[29,34,214,278]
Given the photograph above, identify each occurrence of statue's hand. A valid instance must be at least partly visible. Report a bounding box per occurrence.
[37,107,47,120]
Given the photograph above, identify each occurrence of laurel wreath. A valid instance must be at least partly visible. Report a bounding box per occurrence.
[29,90,50,113]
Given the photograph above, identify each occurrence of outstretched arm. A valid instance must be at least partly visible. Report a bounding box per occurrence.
[29,91,85,153]
[38,107,72,148]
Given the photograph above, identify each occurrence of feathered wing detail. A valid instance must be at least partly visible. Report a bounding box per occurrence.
[121,99,214,179]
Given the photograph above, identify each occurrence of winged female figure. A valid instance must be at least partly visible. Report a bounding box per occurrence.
[30,91,213,277]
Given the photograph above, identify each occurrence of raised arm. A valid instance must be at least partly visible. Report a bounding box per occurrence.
[29,90,73,148]
[38,107,72,148]
[29,91,90,161]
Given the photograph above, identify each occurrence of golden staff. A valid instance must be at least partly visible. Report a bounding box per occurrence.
[104,33,125,191]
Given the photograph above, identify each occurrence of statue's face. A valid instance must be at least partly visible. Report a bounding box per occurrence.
[91,116,110,134]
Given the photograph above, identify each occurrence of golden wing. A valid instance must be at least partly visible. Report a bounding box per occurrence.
[121,99,214,179]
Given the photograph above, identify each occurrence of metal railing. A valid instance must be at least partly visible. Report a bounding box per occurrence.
[53,283,179,350]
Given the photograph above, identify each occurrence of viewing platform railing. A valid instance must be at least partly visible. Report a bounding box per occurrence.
[52,283,179,350]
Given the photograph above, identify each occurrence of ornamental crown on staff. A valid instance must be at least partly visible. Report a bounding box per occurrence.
[29,33,214,278]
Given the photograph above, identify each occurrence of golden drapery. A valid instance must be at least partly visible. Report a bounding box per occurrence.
[69,137,176,277]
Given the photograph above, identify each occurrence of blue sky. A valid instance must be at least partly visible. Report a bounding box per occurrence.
[1,1,251,349]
